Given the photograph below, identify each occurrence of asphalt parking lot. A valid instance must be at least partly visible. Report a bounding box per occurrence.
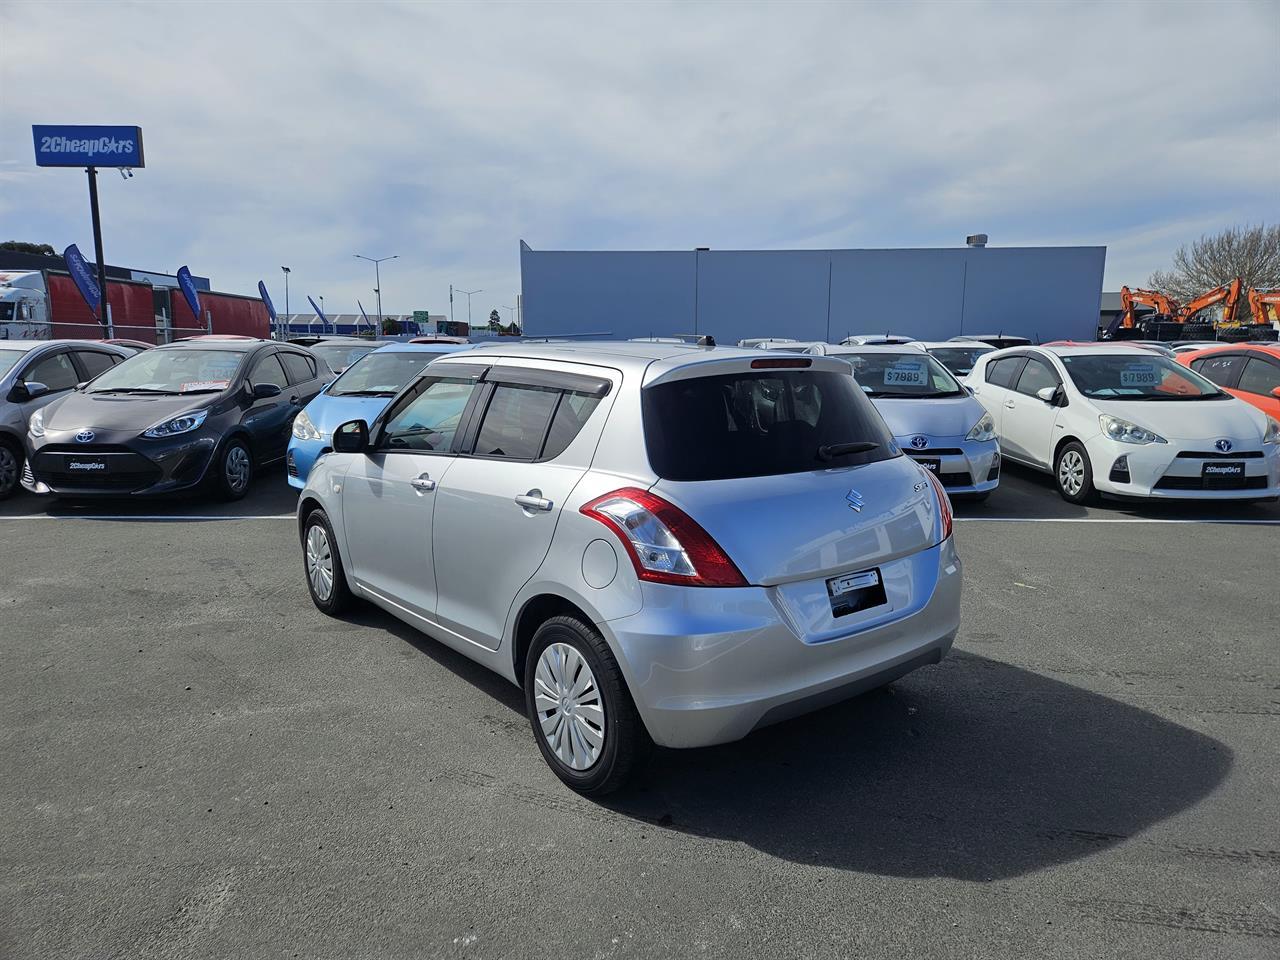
[2,465,1277,959]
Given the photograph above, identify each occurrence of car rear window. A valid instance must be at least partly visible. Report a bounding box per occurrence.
[642,369,897,481]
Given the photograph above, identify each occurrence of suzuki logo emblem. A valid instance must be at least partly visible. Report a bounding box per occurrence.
[845,488,865,512]
[910,436,929,449]
[75,430,95,443]
[1215,439,1232,453]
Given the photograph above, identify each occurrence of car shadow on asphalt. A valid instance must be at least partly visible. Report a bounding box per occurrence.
[601,651,1233,880]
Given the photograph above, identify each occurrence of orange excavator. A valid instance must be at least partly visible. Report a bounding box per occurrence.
[1248,288,1280,326]
[1180,277,1243,326]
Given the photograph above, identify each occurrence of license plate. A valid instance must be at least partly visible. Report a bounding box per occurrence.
[916,458,940,474]
[826,568,886,618]
[64,456,109,474]
[1202,461,1244,487]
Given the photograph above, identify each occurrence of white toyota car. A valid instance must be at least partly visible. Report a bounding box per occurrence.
[967,345,1280,503]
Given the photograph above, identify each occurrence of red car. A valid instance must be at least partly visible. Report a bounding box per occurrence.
[1176,343,1280,420]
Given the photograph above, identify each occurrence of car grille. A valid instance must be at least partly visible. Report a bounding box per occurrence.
[906,448,965,458]
[32,448,161,491]
[938,470,972,487]
[286,450,298,477]
[1154,475,1267,491]
[1174,450,1264,459]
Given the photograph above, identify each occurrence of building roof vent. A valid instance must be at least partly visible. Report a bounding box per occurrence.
[966,234,988,248]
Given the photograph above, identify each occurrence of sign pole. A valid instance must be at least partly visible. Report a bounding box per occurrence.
[85,166,110,332]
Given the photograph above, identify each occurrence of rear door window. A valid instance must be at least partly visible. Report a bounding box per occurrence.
[1191,354,1244,388]
[472,385,561,460]
[642,369,896,481]
[280,351,317,385]
[984,356,1027,388]
[23,352,79,391]
[72,350,119,380]
[1237,357,1280,397]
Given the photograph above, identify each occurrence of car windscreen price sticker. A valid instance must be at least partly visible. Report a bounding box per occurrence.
[1119,363,1160,388]
[181,380,230,393]
[884,360,929,386]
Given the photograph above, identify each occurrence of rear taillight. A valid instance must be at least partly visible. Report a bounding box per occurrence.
[580,487,748,587]
[923,469,953,542]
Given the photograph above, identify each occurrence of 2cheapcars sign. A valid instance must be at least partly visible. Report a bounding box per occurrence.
[32,125,145,168]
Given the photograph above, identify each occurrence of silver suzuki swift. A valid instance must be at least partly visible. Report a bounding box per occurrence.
[297,343,961,794]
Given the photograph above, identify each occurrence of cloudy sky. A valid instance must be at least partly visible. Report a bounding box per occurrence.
[2,0,1277,318]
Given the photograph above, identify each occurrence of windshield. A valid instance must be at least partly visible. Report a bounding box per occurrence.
[642,369,897,481]
[311,342,380,371]
[1059,354,1227,400]
[830,351,965,398]
[0,348,26,377]
[88,349,243,395]
[926,346,993,376]
[328,351,438,396]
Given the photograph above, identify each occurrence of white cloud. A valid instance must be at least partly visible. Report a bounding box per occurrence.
[1,0,1276,313]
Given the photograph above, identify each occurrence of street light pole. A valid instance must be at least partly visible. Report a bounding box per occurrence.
[355,254,398,331]
[457,288,481,330]
[281,266,291,339]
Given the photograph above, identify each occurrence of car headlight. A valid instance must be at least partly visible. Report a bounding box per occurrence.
[28,408,45,438]
[142,408,209,439]
[1264,416,1280,445]
[1099,414,1166,445]
[292,410,323,441]
[965,411,996,442]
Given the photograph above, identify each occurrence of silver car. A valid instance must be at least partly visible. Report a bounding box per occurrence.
[803,344,1000,500]
[297,343,961,793]
[0,339,132,498]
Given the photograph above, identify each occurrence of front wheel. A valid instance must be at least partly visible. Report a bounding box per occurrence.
[1054,441,1096,504]
[213,438,253,501]
[0,441,22,500]
[302,508,353,615]
[524,616,650,796]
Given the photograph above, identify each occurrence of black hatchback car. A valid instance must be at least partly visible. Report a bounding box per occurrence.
[23,339,329,500]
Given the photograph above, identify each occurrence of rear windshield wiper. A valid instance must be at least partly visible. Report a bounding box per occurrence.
[333,389,396,397]
[818,441,881,461]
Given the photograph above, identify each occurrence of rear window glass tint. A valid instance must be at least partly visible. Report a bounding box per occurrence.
[541,391,602,460]
[642,370,896,481]
[1238,357,1280,397]
[473,385,560,460]
[280,352,316,384]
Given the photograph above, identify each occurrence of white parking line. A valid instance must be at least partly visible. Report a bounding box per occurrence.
[0,514,297,521]
[956,516,1280,525]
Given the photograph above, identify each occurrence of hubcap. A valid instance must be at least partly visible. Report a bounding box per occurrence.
[225,445,250,491]
[1059,450,1085,496]
[533,642,606,771]
[0,446,16,493]
[305,524,334,601]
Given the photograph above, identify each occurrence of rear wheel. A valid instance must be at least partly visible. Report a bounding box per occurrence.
[302,508,352,614]
[213,438,253,501]
[524,615,649,795]
[1054,441,1096,504]
[0,440,21,500]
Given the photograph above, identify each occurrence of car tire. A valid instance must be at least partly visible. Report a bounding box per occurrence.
[302,508,353,615]
[0,439,22,500]
[524,615,650,796]
[213,437,253,501]
[1054,440,1096,504]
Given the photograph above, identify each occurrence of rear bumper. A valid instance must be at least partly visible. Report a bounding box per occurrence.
[602,538,962,748]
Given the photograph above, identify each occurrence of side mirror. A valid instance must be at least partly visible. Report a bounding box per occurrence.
[332,419,370,453]
[1036,386,1059,405]
[1271,386,1280,400]
[252,382,283,400]
[12,381,50,402]
[963,385,975,396]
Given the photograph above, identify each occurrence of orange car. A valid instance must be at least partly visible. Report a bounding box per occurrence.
[1176,343,1280,419]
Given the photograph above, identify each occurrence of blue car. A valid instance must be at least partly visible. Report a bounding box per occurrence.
[287,342,470,489]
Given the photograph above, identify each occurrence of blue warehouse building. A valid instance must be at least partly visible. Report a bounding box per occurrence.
[519,239,1106,344]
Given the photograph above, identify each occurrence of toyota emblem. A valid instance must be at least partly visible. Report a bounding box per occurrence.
[75,430,95,443]
[1215,439,1232,453]
[911,436,929,449]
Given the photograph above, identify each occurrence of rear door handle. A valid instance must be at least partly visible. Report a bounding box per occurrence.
[411,473,437,492]
[514,492,553,512]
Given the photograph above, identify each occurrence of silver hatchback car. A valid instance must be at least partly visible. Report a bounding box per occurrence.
[297,343,961,794]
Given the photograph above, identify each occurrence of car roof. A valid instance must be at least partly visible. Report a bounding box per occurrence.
[988,343,1157,359]
[821,343,927,354]
[0,339,128,351]
[154,339,270,353]
[371,342,472,355]
[912,341,994,350]
[1178,342,1280,359]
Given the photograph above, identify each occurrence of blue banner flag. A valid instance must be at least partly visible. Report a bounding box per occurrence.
[307,296,327,323]
[358,300,371,326]
[258,281,277,322]
[177,266,202,320]
[62,244,101,312]
[34,125,145,168]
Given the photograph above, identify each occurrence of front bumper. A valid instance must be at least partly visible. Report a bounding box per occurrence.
[602,538,962,749]
[1088,435,1280,499]
[286,437,330,490]
[23,432,220,497]
[896,434,1000,494]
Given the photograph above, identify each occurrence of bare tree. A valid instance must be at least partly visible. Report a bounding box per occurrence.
[1149,224,1280,302]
